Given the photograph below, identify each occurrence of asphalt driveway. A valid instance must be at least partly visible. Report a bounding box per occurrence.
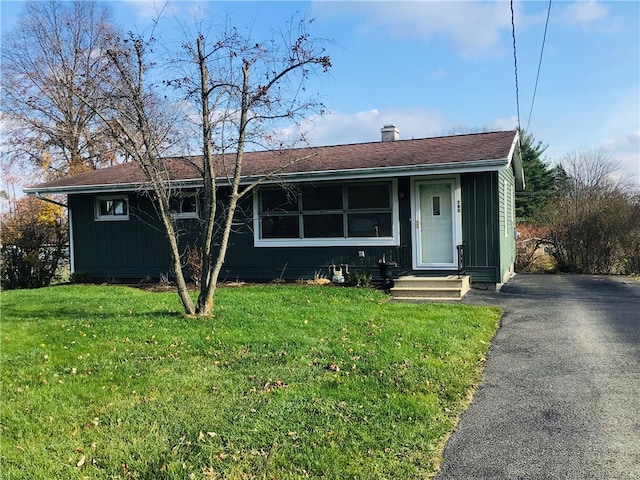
[437,274,640,480]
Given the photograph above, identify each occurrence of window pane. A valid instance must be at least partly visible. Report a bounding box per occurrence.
[303,214,344,238]
[169,197,181,213]
[261,189,298,213]
[113,200,125,215]
[100,200,112,216]
[261,215,299,238]
[432,196,441,216]
[347,184,390,209]
[347,213,392,237]
[100,199,127,216]
[182,195,197,213]
[301,185,342,210]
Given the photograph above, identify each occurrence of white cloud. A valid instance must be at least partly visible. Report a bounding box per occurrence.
[429,67,448,79]
[298,108,457,146]
[547,130,640,188]
[312,1,516,59]
[486,116,518,132]
[601,131,640,187]
[118,0,181,25]
[292,108,520,148]
[557,1,609,27]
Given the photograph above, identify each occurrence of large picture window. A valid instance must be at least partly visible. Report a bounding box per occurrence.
[255,181,398,247]
[96,195,129,221]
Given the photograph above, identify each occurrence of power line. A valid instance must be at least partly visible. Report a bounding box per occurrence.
[526,0,552,132]
[510,0,521,133]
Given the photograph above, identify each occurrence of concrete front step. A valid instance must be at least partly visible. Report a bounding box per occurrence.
[393,296,465,303]
[390,275,470,302]
[392,287,465,298]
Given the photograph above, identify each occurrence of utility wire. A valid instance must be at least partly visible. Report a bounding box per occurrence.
[510,0,521,133]
[526,0,552,132]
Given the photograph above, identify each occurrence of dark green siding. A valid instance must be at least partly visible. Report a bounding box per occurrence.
[70,190,409,282]
[460,172,500,283]
[497,168,516,282]
[70,194,172,279]
[220,192,410,281]
[70,171,515,286]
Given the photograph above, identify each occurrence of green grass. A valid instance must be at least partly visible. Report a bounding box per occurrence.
[0,284,500,479]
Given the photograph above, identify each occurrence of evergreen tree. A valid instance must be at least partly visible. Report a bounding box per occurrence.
[516,130,555,220]
[551,164,571,194]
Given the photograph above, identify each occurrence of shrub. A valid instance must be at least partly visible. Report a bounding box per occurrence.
[516,223,555,272]
[351,269,372,287]
[69,271,90,284]
[544,190,638,274]
[540,149,640,274]
[1,197,67,290]
[185,246,203,287]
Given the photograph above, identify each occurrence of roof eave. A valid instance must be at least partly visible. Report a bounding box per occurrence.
[254,157,512,184]
[24,157,512,195]
[24,179,204,196]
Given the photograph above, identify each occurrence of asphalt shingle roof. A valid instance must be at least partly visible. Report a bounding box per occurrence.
[26,130,517,192]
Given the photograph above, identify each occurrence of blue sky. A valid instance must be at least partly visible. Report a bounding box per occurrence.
[2,0,639,186]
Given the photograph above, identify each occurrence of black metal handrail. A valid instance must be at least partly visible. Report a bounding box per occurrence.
[457,243,466,277]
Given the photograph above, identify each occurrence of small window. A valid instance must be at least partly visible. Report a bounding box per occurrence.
[96,196,129,221]
[170,192,199,219]
[432,196,441,216]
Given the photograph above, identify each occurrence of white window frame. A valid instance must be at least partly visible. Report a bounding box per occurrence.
[170,192,199,220]
[95,195,129,221]
[253,179,400,247]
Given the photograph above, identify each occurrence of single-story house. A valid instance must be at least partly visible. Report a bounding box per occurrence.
[25,127,523,291]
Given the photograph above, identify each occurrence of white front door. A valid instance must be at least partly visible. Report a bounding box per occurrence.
[413,179,459,268]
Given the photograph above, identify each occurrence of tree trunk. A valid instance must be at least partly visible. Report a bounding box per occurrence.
[155,193,196,315]
[195,36,218,316]
[195,63,251,317]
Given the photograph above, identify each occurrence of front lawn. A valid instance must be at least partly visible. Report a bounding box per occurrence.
[0,284,500,479]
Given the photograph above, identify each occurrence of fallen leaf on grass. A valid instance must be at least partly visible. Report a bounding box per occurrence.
[327,363,340,372]
[263,380,287,392]
[196,429,218,442]
[76,455,85,468]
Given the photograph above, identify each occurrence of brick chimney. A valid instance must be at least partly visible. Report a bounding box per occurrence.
[381,124,399,142]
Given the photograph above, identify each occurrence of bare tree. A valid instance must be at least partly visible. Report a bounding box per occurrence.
[180,17,331,316]
[88,32,198,314]
[84,16,330,316]
[543,148,640,274]
[561,148,628,195]
[1,1,120,179]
